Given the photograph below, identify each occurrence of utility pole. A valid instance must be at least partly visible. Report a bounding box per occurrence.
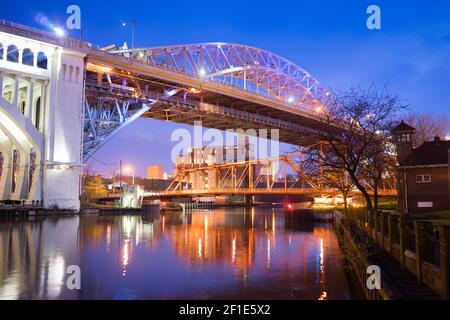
[121,19,136,49]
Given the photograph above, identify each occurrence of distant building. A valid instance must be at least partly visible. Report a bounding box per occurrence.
[162,172,173,180]
[393,121,450,214]
[146,165,163,180]
[174,139,255,189]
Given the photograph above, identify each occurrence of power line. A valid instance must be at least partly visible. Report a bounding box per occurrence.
[91,157,117,167]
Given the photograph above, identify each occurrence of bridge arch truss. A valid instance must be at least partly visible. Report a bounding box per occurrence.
[110,43,334,113]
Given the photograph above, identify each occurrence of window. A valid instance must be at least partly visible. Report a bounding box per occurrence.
[418,202,433,208]
[11,150,20,193]
[35,97,41,130]
[22,48,34,66]
[416,174,432,184]
[397,133,410,142]
[7,45,19,63]
[0,43,3,60]
[37,51,48,69]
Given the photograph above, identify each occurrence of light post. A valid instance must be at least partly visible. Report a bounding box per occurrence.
[121,19,136,49]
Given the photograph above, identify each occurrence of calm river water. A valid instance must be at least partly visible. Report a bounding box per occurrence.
[0,207,351,300]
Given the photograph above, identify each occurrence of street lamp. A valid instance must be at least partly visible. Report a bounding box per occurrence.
[125,166,135,185]
[121,19,136,49]
[53,26,66,37]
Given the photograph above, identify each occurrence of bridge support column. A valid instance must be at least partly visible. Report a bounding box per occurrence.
[244,194,253,205]
[41,49,85,211]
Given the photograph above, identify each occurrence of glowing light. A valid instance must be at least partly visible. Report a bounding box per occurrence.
[86,62,113,73]
[318,292,327,300]
[189,87,202,94]
[124,166,133,173]
[287,96,295,103]
[53,27,65,37]
[164,88,179,97]
[315,106,323,113]
[199,68,207,77]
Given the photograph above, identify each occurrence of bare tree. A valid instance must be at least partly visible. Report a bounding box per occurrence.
[301,86,405,213]
[320,169,355,210]
[405,113,450,146]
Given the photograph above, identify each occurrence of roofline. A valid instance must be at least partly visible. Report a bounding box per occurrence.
[399,164,448,169]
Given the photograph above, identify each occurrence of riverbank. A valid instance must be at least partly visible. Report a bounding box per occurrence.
[333,209,443,300]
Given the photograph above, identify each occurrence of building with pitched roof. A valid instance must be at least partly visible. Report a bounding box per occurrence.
[392,121,450,213]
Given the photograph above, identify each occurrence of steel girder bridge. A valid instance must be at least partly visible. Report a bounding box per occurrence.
[83,43,337,160]
[151,144,397,200]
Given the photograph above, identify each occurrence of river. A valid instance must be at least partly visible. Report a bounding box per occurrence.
[0,207,351,300]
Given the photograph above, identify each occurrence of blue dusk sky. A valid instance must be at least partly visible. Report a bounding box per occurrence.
[1,0,449,177]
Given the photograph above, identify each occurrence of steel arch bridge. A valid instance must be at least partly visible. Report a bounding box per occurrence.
[110,43,333,112]
[84,42,336,160]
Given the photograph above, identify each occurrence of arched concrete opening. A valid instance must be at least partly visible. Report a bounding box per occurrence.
[0,95,44,202]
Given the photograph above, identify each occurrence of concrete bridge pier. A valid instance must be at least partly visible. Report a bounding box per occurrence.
[0,29,85,211]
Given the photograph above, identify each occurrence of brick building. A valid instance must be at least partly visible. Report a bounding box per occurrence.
[393,121,450,214]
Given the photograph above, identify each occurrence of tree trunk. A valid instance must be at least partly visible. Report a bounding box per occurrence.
[374,186,379,212]
[348,171,374,213]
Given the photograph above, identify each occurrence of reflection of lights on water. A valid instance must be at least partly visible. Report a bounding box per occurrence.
[231,238,236,263]
[136,221,140,246]
[288,235,292,245]
[162,216,165,233]
[266,239,271,269]
[106,225,111,251]
[204,215,208,231]
[319,238,325,285]
[0,274,20,299]
[251,207,255,227]
[272,213,275,236]
[319,238,324,269]
[123,217,132,238]
[198,238,202,258]
[122,239,129,277]
[318,291,327,300]
[46,254,66,298]
[143,223,154,240]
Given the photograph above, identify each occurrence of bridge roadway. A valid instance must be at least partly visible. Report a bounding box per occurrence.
[84,50,336,147]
